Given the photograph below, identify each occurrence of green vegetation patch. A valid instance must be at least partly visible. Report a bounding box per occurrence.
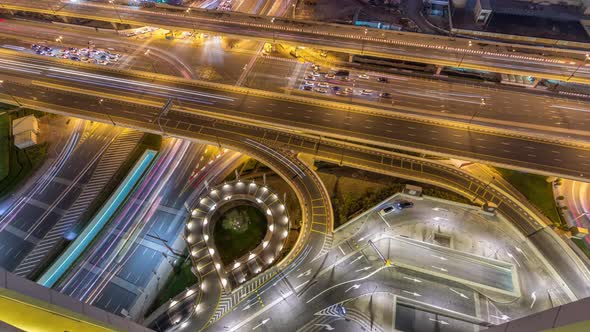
[495,168,562,225]
[147,257,197,316]
[213,204,267,265]
[0,109,48,199]
[572,237,590,260]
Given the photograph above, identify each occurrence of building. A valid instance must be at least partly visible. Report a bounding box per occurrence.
[451,0,590,42]
[11,115,39,149]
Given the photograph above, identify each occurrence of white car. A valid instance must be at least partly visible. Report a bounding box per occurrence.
[304,74,316,81]
[314,87,328,94]
[361,89,373,95]
[304,80,315,86]
[317,82,329,88]
[311,71,321,77]
[358,74,370,79]
[325,73,335,79]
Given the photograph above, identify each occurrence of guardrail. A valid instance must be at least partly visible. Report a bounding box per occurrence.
[37,149,157,288]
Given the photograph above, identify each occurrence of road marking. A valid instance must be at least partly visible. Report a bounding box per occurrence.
[431,255,448,261]
[314,324,335,330]
[431,265,448,272]
[345,284,360,293]
[402,290,421,297]
[338,245,346,255]
[530,291,537,309]
[355,266,371,273]
[297,269,311,278]
[403,276,422,283]
[251,318,270,330]
[506,251,521,267]
[429,318,449,325]
[449,288,470,300]
[349,255,363,265]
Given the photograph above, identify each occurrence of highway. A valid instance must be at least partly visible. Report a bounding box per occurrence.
[3,0,590,84]
[55,139,240,319]
[1,51,590,181]
[0,121,124,273]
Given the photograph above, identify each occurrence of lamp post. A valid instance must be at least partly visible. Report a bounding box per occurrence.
[469,97,485,125]
[109,0,123,25]
[0,80,21,107]
[98,98,116,126]
[567,54,590,82]
[458,40,472,68]
[361,28,368,55]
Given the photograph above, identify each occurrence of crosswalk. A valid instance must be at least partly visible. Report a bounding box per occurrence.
[298,306,384,332]
[207,269,277,325]
[13,130,143,279]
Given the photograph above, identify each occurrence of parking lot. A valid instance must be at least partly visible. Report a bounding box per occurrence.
[31,43,123,66]
[298,64,394,100]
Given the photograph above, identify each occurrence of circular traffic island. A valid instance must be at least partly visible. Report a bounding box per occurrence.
[211,200,268,265]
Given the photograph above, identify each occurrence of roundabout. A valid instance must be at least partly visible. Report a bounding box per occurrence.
[185,180,290,291]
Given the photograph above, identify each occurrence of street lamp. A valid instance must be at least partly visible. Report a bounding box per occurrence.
[458,40,472,68]
[0,80,22,107]
[361,28,368,55]
[292,4,296,18]
[574,211,590,222]
[98,98,116,126]
[469,97,486,125]
[568,54,590,81]
[109,0,123,25]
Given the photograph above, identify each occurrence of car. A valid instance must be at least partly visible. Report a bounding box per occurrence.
[125,32,136,37]
[394,200,414,210]
[312,64,320,71]
[343,87,353,92]
[336,90,350,96]
[358,74,370,79]
[303,85,313,91]
[319,51,327,57]
[97,59,109,65]
[314,87,328,94]
[361,89,373,95]
[379,206,395,216]
[377,77,389,83]
[304,80,315,86]
[379,92,393,98]
[332,86,341,91]
[325,73,335,79]
[317,82,329,88]
[70,56,80,61]
[304,74,316,81]
[335,69,350,77]
[311,71,321,77]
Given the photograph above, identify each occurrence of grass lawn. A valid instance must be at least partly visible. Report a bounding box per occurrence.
[213,205,267,265]
[147,258,197,316]
[571,237,590,260]
[0,112,9,181]
[0,109,48,199]
[495,168,562,225]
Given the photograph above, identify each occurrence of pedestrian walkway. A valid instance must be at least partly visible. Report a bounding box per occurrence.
[13,130,144,279]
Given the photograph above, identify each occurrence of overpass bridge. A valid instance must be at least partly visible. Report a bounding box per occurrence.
[0,49,589,182]
[2,0,590,84]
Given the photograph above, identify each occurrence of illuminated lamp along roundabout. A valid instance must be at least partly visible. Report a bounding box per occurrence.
[185,180,290,291]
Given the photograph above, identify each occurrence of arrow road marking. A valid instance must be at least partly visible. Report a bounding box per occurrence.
[431,255,448,261]
[355,266,371,272]
[403,276,422,283]
[252,318,270,330]
[349,255,363,265]
[431,265,448,272]
[429,318,449,325]
[297,269,311,278]
[345,284,361,293]
[402,290,421,297]
[490,314,511,321]
[449,288,470,300]
[530,291,537,309]
[506,251,521,268]
[314,324,335,330]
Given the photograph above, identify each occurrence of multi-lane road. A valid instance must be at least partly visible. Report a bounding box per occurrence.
[3,0,590,84]
[1,50,590,180]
